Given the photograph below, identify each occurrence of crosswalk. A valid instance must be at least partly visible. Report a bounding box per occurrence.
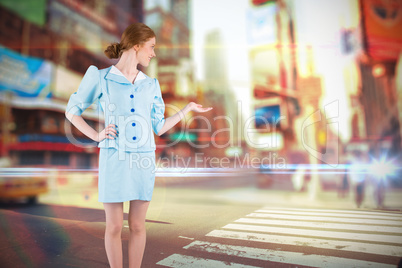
[156,207,402,267]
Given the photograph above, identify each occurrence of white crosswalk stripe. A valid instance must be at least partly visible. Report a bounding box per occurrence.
[247,212,402,225]
[206,229,402,257]
[222,223,402,243]
[156,207,402,267]
[256,209,402,220]
[235,217,402,233]
[183,240,395,268]
[264,207,402,217]
[157,253,261,268]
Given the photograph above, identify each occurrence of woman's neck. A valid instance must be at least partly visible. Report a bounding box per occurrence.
[115,49,139,76]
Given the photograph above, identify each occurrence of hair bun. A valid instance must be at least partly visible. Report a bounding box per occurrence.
[104,42,121,59]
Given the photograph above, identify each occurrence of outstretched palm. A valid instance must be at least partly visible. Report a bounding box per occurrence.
[187,102,213,113]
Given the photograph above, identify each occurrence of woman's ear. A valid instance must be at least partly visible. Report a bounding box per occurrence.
[133,44,139,52]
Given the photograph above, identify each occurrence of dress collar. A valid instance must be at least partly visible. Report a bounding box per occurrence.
[105,66,147,85]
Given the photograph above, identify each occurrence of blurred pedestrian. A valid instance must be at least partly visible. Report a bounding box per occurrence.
[338,152,350,198]
[65,23,212,268]
[338,163,350,198]
[348,150,367,208]
[373,175,386,208]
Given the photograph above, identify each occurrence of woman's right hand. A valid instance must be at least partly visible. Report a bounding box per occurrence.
[95,124,118,142]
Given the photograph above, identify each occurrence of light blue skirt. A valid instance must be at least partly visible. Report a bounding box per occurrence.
[98,148,156,203]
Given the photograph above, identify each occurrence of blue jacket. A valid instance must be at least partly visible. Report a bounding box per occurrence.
[66,65,166,152]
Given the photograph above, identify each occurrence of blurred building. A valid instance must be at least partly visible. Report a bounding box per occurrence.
[144,0,200,163]
[247,0,402,167]
[204,30,228,93]
[358,0,402,158]
[291,0,402,161]
[247,0,299,162]
[201,30,241,160]
[0,0,143,168]
[290,0,364,166]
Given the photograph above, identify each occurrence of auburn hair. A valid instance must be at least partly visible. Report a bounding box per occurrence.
[104,23,156,59]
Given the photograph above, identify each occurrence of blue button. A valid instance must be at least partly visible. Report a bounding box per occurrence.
[133,136,137,140]
[132,123,136,126]
[130,94,134,98]
[131,108,135,112]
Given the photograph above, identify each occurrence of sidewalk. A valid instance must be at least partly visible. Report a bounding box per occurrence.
[212,187,402,212]
[314,188,402,211]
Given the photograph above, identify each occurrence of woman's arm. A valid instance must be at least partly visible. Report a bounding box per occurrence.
[65,111,117,142]
[157,102,212,136]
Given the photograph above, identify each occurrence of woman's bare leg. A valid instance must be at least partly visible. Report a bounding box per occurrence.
[104,202,124,268]
[128,200,150,268]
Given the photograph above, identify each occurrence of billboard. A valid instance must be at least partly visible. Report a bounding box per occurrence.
[0,46,52,97]
[246,2,277,46]
[0,0,47,26]
[362,0,402,60]
[255,104,281,128]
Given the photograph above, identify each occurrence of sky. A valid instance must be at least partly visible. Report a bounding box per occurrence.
[191,0,250,84]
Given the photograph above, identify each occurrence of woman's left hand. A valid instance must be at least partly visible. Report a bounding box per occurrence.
[186,102,213,113]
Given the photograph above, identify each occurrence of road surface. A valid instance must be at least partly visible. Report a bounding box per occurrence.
[0,173,401,267]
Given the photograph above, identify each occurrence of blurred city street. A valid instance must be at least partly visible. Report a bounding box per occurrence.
[1,172,402,267]
[1,0,402,267]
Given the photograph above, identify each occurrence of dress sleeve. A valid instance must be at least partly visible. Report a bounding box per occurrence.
[65,65,101,116]
[151,78,166,135]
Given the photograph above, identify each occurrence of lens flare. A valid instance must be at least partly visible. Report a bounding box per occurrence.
[369,156,397,178]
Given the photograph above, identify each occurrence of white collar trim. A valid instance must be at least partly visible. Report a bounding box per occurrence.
[110,65,146,83]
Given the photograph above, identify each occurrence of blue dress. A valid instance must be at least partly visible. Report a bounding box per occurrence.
[66,65,166,202]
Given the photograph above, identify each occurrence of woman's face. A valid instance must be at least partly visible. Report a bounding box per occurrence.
[136,37,156,67]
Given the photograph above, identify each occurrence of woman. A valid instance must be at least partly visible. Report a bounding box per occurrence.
[65,23,212,268]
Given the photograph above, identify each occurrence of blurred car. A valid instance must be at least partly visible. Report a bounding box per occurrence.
[257,151,311,191]
[0,176,48,204]
[0,158,48,204]
[258,164,312,191]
